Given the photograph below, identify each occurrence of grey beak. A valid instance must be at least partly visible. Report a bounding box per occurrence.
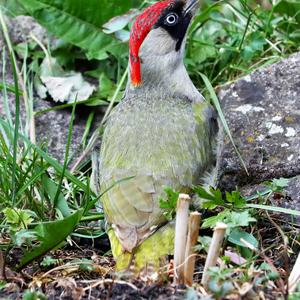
[184,0,199,17]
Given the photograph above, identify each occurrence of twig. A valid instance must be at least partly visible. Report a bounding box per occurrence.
[184,212,201,286]
[201,222,227,288]
[288,252,300,293]
[0,251,6,280]
[82,279,138,292]
[266,210,290,296]
[240,238,286,296]
[173,194,191,285]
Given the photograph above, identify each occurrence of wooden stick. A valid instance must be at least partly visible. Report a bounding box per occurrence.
[288,251,300,293]
[201,222,227,288]
[184,212,201,286]
[173,193,191,285]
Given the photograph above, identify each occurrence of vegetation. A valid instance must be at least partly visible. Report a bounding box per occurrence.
[0,0,299,298]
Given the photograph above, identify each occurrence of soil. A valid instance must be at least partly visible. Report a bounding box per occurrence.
[0,245,186,300]
[0,212,299,300]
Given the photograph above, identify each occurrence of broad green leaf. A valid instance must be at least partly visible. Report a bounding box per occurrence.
[274,0,300,23]
[98,72,116,99]
[18,209,83,269]
[228,228,258,248]
[0,0,27,16]
[9,0,136,60]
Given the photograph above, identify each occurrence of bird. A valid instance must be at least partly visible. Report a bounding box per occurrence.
[92,0,218,273]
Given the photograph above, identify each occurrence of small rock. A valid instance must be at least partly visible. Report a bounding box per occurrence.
[218,52,300,191]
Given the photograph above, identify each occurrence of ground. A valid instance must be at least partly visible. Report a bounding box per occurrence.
[1,7,300,300]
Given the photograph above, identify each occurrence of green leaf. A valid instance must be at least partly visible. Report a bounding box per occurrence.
[18,209,83,269]
[194,186,224,209]
[74,258,96,272]
[0,281,7,291]
[259,262,273,271]
[224,211,256,228]
[263,177,290,193]
[15,229,37,247]
[42,175,71,217]
[159,187,180,210]
[11,0,135,60]
[98,73,116,99]
[272,178,289,188]
[274,0,300,23]
[23,290,47,300]
[202,210,229,229]
[195,235,212,252]
[40,255,62,267]
[2,208,35,230]
[242,32,266,61]
[228,228,258,248]
[1,0,27,16]
[225,190,246,208]
[184,287,198,300]
[159,187,180,221]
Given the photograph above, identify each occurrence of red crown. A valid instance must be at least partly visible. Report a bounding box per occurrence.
[129,0,174,86]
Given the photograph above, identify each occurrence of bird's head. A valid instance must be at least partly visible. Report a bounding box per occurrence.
[129,0,198,88]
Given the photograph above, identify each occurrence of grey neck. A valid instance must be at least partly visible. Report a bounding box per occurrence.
[126,60,203,103]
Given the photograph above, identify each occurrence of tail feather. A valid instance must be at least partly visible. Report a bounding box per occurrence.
[108,223,174,274]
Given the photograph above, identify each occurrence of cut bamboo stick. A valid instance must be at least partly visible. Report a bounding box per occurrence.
[173,193,191,285]
[201,222,227,288]
[288,251,300,293]
[184,212,201,286]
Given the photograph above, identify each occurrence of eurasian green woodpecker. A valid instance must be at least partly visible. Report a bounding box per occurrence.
[93,0,218,271]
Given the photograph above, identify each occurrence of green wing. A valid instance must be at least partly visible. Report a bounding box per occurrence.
[96,94,216,269]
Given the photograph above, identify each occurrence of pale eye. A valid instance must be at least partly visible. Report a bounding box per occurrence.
[165,13,178,26]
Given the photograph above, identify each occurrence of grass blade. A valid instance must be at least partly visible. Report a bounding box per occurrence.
[0,118,88,192]
[52,99,77,213]
[9,53,20,206]
[200,72,249,175]
[246,203,300,217]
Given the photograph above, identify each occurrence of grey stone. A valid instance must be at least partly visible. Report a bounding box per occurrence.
[282,176,300,213]
[8,16,47,44]
[218,52,300,191]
